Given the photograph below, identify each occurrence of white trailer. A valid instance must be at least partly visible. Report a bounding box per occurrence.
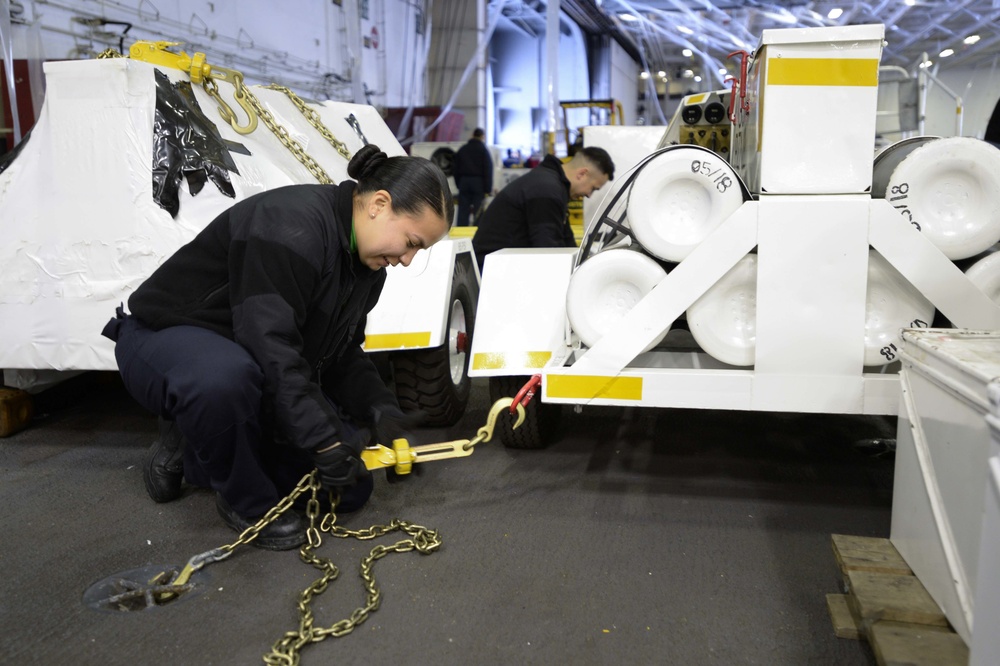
[0,42,477,426]
[469,23,1000,447]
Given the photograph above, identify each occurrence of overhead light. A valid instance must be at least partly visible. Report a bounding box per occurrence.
[677,25,694,35]
[827,8,843,19]
[639,71,650,79]
[657,70,666,77]
[939,48,954,58]
[618,13,637,21]
[919,60,933,69]
[694,75,702,82]
[682,69,694,78]
[682,48,693,57]
[964,34,981,45]
[718,68,727,76]
[904,0,915,5]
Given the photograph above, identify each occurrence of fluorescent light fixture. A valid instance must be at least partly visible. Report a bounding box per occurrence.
[828,8,843,19]
[618,13,637,21]
[682,48,693,57]
[904,0,915,5]
[939,48,954,57]
[964,34,980,45]
[677,25,694,35]
[919,60,932,69]
[640,71,650,79]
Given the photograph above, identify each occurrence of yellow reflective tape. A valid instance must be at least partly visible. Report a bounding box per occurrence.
[767,58,879,87]
[686,93,708,104]
[546,375,643,401]
[363,332,432,350]
[472,351,553,370]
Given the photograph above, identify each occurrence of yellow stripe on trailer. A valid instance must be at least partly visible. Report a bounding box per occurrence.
[472,351,552,370]
[364,332,432,350]
[546,374,643,401]
[767,58,879,87]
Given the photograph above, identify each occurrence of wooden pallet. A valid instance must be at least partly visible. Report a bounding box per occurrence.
[0,387,34,437]
[827,534,968,665]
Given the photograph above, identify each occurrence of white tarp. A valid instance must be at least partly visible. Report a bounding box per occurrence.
[0,57,403,372]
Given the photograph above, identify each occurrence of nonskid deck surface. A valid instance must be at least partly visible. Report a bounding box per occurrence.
[1,374,894,665]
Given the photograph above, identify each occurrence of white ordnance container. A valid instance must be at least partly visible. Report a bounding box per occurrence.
[683,249,933,368]
[883,137,1000,260]
[891,328,1000,646]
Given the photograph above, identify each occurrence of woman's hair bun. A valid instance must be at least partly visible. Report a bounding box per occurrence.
[347,144,388,181]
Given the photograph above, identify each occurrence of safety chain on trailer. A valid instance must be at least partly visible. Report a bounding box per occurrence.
[263,85,353,161]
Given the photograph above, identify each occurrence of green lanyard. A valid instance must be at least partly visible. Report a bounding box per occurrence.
[350,220,357,253]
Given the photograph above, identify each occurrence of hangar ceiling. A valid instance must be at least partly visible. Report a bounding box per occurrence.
[494,0,1000,85]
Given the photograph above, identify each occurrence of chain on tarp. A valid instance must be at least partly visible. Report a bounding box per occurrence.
[116,42,355,185]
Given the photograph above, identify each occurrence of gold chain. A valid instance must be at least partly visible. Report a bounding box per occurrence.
[97,48,124,59]
[178,470,440,665]
[263,85,353,161]
[263,476,442,665]
[221,82,336,185]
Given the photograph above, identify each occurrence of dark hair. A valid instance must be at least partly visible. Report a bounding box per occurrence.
[578,146,615,180]
[348,144,454,224]
[472,128,485,139]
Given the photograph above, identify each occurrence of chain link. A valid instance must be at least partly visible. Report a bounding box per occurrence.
[263,85,353,161]
[262,475,442,665]
[97,48,124,59]
[218,81,336,185]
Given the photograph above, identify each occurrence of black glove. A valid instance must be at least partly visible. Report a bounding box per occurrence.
[313,426,371,492]
[371,404,426,447]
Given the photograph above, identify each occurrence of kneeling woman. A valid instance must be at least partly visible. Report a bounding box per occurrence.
[103,145,453,550]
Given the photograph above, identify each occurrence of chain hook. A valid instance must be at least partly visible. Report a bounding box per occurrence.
[202,66,259,135]
[475,397,526,446]
[511,374,542,413]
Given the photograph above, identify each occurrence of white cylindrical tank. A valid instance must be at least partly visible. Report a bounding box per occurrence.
[884,137,1000,260]
[965,247,1000,305]
[865,250,936,366]
[566,249,669,350]
[685,251,935,368]
[626,147,746,262]
[687,254,757,367]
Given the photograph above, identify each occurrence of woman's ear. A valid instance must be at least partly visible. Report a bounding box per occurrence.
[368,190,393,219]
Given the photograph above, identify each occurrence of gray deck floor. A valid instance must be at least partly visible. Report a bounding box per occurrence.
[0,373,895,664]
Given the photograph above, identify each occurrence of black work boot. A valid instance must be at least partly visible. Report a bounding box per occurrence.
[215,494,307,551]
[142,417,186,503]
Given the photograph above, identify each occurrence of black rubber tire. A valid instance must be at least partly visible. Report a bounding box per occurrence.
[488,375,563,449]
[392,257,477,427]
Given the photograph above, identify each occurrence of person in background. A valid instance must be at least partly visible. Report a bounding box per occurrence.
[453,127,494,227]
[102,145,453,550]
[471,146,615,274]
[502,149,522,168]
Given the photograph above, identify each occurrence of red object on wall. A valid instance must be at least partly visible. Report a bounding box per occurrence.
[1,60,38,154]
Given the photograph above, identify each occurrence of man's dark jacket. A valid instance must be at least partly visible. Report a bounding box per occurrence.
[472,154,574,270]
[128,182,395,452]
[453,138,493,192]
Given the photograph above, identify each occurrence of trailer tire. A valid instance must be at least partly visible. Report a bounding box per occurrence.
[489,375,562,449]
[392,257,477,427]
